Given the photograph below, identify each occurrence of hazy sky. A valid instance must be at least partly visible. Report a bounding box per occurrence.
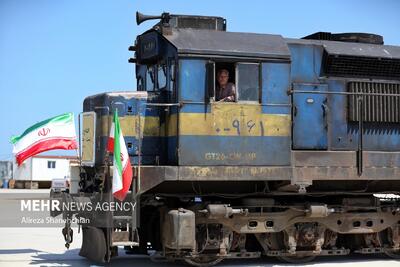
[1,0,399,160]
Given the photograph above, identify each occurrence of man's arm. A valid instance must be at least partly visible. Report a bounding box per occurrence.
[224,84,236,102]
[217,84,236,102]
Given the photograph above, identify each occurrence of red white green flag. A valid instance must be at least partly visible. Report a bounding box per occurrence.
[11,113,78,166]
[107,110,133,201]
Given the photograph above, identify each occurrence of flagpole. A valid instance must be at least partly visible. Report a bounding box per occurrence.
[76,113,82,193]
[133,104,142,242]
[77,113,81,162]
[137,104,142,195]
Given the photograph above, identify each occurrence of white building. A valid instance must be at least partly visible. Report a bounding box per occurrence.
[13,155,79,187]
[0,161,13,180]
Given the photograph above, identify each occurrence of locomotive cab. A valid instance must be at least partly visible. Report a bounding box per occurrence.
[133,15,293,167]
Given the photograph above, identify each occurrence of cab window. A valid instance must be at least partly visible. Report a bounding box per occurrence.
[215,62,235,102]
[146,66,155,91]
[169,59,176,92]
[236,63,260,102]
[211,62,260,102]
[137,77,144,91]
[157,64,167,89]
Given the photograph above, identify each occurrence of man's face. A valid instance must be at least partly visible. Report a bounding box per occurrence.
[217,71,229,86]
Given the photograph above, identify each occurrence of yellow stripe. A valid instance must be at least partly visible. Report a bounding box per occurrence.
[99,104,290,137]
[179,113,290,136]
[179,104,290,136]
[100,116,161,137]
[167,114,178,136]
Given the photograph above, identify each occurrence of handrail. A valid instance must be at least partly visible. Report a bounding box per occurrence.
[289,90,400,97]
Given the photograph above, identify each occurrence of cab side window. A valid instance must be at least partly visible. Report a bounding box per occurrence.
[210,62,260,103]
[236,63,260,102]
[137,77,144,91]
[169,59,176,92]
[157,64,167,89]
[215,63,236,102]
[146,66,155,91]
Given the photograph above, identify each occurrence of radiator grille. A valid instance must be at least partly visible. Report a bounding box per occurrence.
[325,54,400,80]
[348,82,400,123]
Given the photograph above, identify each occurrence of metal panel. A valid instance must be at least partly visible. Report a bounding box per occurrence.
[322,40,400,59]
[178,106,290,137]
[137,166,178,193]
[293,150,400,168]
[294,166,400,181]
[348,81,400,123]
[293,151,356,167]
[179,59,207,102]
[262,62,291,105]
[261,62,291,115]
[324,54,400,79]
[293,84,328,149]
[83,91,170,165]
[179,136,291,166]
[174,16,225,31]
[177,166,292,181]
[137,163,400,194]
[80,112,96,167]
[177,103,291,166]
[139,165,290,184]
[328,79,400,151]
[165,29,290,60]
[288,44,323,83]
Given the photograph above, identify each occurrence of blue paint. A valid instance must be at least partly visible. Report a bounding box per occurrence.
[179,59,207,102]
[179,102,289,114]
[179,136,291,166]
[167,58,292,166]
[293,83,328,149]
[180,103,211,113]
[328,79,400,151]
[179,102,290,114]
[99,136,165,164]
[167,136,178,164]
[261,105,291,114]
[288,44,323,83]
[262,62,291,105]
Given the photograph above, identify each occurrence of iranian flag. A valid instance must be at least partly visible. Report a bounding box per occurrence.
[11,113,78,165]
[107,110,133,201]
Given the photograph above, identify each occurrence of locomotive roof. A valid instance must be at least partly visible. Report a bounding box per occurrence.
[285,38,400,59]
[163,28,291,60]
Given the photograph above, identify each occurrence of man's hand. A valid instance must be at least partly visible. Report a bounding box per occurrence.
[217,96,235,102]
[223,96,235,102]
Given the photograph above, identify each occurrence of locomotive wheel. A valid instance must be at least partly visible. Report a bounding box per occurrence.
[384,250,400,259]
[79,226,106,262]
[184,256,223,267]
[384,227,400,259]
[268,232,316,263]
[277,255,316,264]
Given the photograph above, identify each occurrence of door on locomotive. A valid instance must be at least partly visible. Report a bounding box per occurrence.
[135,56,178,165]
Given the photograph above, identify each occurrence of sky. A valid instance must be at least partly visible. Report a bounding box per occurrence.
[0,0,399,161]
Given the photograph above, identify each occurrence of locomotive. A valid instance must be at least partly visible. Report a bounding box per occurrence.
[52,11,400,265]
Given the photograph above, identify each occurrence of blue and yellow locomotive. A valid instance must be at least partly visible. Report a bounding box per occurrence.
[62,12,400,264]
